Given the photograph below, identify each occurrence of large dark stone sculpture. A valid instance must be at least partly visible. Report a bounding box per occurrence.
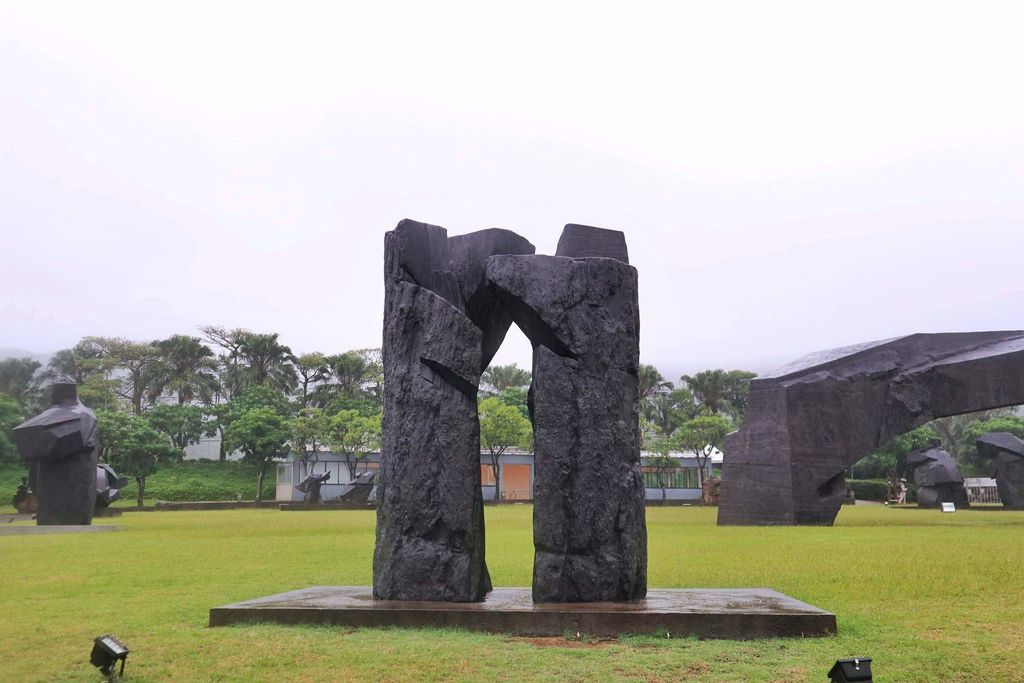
[487,224,647,603]
[296,471,330,503]
[12,379,99,525]
[719,332,1024,526]
[337,471,376,504]
[976,432,1024,507]
[374,219,535,602]
[904,441,969,508]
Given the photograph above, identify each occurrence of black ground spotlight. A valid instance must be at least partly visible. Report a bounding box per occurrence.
[90,634,129,678]
[828,657,872,682]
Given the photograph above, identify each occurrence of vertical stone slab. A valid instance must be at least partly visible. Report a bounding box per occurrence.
[487,225,647,603]
[374,219,533,602]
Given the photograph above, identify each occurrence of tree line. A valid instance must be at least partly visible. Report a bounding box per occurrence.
[1,333,762,505]
[0,328,383,505]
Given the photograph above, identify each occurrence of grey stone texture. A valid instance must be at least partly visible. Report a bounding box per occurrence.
[905,442,969,508]
[374,219,534,602]
[718,332,1024,526]
[12,380,99,526]
[976,431,1024,507]
[487,225,647,603]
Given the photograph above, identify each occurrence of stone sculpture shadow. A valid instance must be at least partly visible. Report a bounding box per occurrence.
[718,332,1024,526]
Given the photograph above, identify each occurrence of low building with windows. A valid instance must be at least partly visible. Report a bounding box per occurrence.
[275,448,720,503]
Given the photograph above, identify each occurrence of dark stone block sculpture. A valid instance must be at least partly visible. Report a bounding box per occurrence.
[374,219,535,602]
[718,332,1024,526]
[96,463,127,507]
[337,471,376,504]
[12,379,99,525]
[905,441,969,508]
[487,225,647,603]
[976,432,1024,507]
[296,471,331,504]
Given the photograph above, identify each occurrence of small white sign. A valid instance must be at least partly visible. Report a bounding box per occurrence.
[941,502,956,513]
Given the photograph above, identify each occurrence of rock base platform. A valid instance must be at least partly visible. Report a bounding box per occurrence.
[209,586,836,639]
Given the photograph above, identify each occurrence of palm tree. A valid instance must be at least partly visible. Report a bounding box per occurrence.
[295,352,330,406]
[639,364,673,401]
[234,333,298,394]
[150,335,219,405]
[680,369,732,416]
[481,364,531,396]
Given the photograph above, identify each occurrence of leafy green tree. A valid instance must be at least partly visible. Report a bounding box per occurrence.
[206,386,294,461]
[0,395,25,464]
[234,333,298,394]
[222,407,292,502]
[929,409,1014,464]
[855,425,938,479]
[645,439,677,502]
[150,335,219,405]
[77,374,121,412]
[481,363,531,397]
[497,386,530,420]
[0,357,41,406]
[722,370,757,422]
[672,415,731,487]
[326,409,382,480]
[295,353,330,406]
[41,338,107,385]
[291,407,331,472]
[98,410,179,506]
[145,404,205,461]
[478,396,532,497]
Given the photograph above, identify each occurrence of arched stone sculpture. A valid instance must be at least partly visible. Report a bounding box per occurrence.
[375,219,646,603]
[718,332,1024,526]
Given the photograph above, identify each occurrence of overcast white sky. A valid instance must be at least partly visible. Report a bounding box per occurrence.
[1,1,1022,380]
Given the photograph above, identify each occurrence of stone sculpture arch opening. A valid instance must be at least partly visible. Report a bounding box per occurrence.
[718,332,1024,526]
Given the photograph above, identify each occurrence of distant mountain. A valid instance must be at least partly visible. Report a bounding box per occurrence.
[0,348,51,364]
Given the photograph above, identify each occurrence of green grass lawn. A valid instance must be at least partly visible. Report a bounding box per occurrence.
[2,505,1023,682]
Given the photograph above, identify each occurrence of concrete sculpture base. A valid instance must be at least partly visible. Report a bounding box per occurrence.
[209,586,836,639]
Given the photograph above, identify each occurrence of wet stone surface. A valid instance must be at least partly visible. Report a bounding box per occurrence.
[210,586,836,638]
